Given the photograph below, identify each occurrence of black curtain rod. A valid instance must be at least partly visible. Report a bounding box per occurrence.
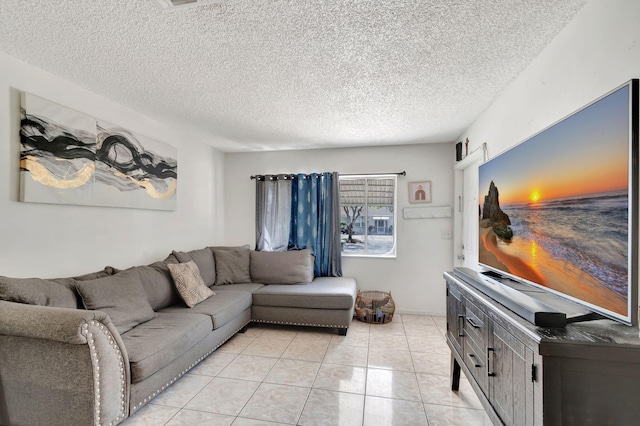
[341,171,406,177]
[250,171,406,180]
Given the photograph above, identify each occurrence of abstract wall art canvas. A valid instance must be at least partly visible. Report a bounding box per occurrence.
[20,93,177,210]
[95,121,177,210]
[20,93,97,206]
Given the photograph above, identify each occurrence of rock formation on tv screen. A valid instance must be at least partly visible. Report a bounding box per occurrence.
[482,181,513,240]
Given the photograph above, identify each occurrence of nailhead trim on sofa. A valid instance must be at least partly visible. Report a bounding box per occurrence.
[129,320,251,414]
[251,318,347,330]
[81,320,127,426]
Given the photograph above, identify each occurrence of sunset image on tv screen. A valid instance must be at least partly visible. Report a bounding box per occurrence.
[479,84,631,316]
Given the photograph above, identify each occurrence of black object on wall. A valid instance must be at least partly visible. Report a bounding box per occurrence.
[455,142,462,161]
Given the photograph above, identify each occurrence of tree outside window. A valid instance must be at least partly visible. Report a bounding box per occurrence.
[339,176,397,257]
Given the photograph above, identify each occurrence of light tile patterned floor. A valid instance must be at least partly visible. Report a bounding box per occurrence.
[120,314,492,426]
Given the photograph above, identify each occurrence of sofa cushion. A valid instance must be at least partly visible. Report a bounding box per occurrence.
[213,247,251,285]
[250,249,314,284]
[164,252,179,264]
[252,277,357,310]
[167,261,215,308]
[172,250,191,263]
[161,290,252,330]
[208,244,250,252]
[75,269,157,334]
[130,262,181,311]
[72,267,116,281]
[121,312,212,383]
[0,276,78,308]
[213,283,265,293]
[173,248,217,287]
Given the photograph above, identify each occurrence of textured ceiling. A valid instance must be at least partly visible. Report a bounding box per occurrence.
[0,0,588,152]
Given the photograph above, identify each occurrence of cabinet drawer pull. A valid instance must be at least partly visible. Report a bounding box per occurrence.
[487,347,496,377]
[466,317,481,329]
[457,315,465,337]
[467,353,481,368]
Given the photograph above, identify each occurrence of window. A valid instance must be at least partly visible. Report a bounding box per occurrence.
[339,175,397,257]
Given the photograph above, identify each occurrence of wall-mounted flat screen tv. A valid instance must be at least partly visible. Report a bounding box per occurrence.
[478,79,639,325]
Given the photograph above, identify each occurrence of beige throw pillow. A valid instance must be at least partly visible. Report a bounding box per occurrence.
[168,261,215,308]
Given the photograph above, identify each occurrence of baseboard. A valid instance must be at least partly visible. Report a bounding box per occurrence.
[394,308,445,317]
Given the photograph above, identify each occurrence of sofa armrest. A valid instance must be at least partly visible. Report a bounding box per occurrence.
[0,300,131,426]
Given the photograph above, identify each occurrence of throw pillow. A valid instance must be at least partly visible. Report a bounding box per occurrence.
[167,260,215,308]
[164,252,179,264]
[250,249,314,284]
[75,269,157,334]
[208,244,250,252]
[172,248,217,287]
[213,247,251,285]
[0,276,78,308]
[72,267,117,281]
[172,250,191,263]
[124,263,181,311]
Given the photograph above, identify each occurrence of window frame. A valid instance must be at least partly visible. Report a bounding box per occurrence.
[339,174,398,258]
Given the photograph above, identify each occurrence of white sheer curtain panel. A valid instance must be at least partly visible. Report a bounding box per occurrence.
[255,176,292,251]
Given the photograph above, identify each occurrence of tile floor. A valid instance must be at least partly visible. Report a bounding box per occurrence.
[120,314,492,425]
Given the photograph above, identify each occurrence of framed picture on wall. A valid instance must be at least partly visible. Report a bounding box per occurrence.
[408,181,431,204]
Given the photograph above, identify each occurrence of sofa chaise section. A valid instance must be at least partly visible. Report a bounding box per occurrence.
[251,277,357,335]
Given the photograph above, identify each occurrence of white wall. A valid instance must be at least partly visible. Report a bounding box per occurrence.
[457,0,640,267]
[0,52,226,278]
[225,143,455,315]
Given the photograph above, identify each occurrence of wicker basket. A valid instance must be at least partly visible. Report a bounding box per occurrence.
[355,290,395,324]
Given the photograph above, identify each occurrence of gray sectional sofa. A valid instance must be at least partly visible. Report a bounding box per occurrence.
[0,246,357,426]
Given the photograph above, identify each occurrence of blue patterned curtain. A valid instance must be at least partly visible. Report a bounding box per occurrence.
[289,172,342,277]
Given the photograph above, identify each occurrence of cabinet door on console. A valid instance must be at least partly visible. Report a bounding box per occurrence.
[489,322,535,426]
[446,283,465,355]
[464,300,488,395]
